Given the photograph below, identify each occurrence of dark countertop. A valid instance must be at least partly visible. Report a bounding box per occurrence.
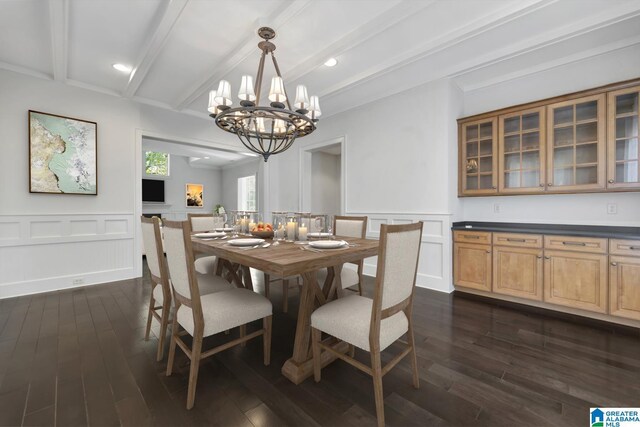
[452,221,640,240]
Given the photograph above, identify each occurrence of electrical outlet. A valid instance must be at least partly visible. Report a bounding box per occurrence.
[73,278,84,285]
[493,203,500,213]
[607,203,617,214]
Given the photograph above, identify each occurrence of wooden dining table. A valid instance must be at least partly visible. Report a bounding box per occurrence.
[191,235,379,384]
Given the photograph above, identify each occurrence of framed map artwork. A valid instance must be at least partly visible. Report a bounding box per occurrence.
[186,183,204,207]
[29,110,98,195]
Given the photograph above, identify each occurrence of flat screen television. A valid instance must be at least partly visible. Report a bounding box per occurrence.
[142,179,165,203]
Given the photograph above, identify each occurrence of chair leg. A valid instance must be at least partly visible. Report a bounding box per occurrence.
[408,318,420,389]
[370,350,385,427]
[186,332,203,410]
[156,302,170,361]
[282,279,289,313]
[263,273,270,298]
[263,315,272,366]
[348,344,355,358]
[311,327,322,382]
[144,294,155,341]
[166,315,179,376]
[239,324,246,347]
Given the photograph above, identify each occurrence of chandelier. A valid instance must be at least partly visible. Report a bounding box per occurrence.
[208,27,321,162]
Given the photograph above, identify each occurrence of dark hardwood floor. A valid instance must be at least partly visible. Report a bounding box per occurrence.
[1,264,639,426]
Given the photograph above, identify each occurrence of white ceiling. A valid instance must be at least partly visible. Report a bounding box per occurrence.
[1,0,640,120]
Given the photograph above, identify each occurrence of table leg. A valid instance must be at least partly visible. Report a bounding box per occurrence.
[281,271,348,384]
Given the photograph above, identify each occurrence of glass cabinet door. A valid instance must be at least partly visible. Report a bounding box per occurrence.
[546,94,606,191]
[607,85,640,189]
[498,107,545,193]
[461,118,497,195]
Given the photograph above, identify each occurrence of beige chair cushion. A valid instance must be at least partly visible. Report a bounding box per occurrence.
[194,256,217,275]
[177,288,272,337]
[316,267,359,289]
[153,273,233,305]
[311,295,408,351]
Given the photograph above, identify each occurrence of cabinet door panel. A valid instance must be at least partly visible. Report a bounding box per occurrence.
[546,94,606,192]
[460,118,497,196]
[499,107,546,193]
[454,243,491,291]
[610,255,640,320]
[543,250,607,313]
[607,85,640,189]
[493,247,543,300]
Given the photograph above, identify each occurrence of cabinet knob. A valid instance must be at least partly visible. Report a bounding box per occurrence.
[547,183,553,186]
[544,256,550,260]
[608,179,615,184]
[536,255,542,259]
[611,262,618,266]
[539,183,544,187]
[486,250,491,254]
[492,186,497,190]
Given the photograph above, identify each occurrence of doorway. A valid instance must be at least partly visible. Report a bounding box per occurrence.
[299,137,345,214]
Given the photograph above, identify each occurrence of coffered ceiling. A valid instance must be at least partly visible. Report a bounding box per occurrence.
[1,0,639,120]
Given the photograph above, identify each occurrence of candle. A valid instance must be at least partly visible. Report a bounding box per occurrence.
[286,221,296,241]
[298,226,307,241]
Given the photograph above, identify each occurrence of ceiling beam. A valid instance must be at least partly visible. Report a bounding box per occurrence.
[173,0,313,111]
[283,0,435,85]
[123,0,189,98]
[48,0,69,81]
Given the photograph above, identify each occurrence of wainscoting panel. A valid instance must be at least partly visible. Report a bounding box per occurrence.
[0,214,136,299]
[347,212,453,293]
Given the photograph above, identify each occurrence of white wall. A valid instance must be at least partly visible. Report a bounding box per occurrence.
[268,78,464,292]
[461,46,640,227]
[311,152,341,214]
[142,154,223,220]
[221,159,262,214]
[0,69,241,298]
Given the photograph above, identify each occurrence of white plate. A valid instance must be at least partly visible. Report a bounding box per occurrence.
[194,232,226,238]
[307,232,333,238]
[309,240,347,249]
[228,238,265,247]
[216,227,234,232]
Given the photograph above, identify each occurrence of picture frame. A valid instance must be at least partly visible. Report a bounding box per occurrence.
[29,110,98,195]
[186,183,204,207]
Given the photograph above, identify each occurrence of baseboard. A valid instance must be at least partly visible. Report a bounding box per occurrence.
[0,268,138,299]
[361,263,454,294]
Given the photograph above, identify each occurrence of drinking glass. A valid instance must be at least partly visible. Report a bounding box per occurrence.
[326,215,334,238]
[313,215,325,238]
[272,211,287,245]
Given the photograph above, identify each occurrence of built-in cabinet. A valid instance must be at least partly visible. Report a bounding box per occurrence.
[459,78,640,196]
[453,229,640,326]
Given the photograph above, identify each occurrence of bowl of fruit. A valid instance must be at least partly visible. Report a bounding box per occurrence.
[250,222,274,238]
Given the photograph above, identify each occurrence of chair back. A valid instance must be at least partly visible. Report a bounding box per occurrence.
[334,215,367,238]
[162,220,202,312]
[373,222,423,312]
[188,214,215,232]
[141,216,163,279]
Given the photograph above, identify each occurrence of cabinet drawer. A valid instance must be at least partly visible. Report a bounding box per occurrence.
[609,239,640,257]
[544,235,607,254]
[493,233,542,248]
[454,230,491,244]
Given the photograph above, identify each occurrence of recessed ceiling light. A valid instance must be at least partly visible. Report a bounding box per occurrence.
[112,63,132,73]
[324,58,338,67]
[204,156,210,159]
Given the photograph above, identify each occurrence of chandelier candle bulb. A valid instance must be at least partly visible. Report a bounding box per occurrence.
[308,96,322,121]
[208,90,219,115]
[238,75,256,104]
[214,80,232,108]
[269,76,286,106]
[294,85,310,112]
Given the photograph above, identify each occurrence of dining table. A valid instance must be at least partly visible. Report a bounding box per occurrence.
[191,234,379,384]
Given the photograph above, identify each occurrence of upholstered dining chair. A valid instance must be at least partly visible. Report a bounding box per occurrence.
[140,216,235,361]
[311,222,423,427]
[317,215,368,295]
[188,213,217,232]
[162,220,273,410]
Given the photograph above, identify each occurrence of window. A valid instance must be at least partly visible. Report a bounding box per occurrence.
[145,151,169,176]
[238,175,256,211]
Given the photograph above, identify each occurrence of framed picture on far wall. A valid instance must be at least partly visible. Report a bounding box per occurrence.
[29,110,98,195]
[186,183,204,207]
